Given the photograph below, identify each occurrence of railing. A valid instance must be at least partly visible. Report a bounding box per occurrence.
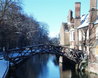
[4,44,87,67]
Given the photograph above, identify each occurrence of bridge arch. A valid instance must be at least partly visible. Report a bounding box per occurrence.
[4,44,86,69]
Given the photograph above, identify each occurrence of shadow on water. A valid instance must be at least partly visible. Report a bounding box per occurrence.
[60,69,88,78]
[61,58,98,78]
[62,56,76,71]
[61,67,98,78]
[9,54,98,78]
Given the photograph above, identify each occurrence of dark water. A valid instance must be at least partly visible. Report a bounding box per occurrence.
[14,54,98,78]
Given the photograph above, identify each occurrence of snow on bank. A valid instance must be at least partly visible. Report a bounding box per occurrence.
[0,59,9,78]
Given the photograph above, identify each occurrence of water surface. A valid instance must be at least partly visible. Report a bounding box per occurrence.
[14,54,98,78]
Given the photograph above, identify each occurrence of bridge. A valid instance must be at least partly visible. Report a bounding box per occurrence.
[4,44,87,68]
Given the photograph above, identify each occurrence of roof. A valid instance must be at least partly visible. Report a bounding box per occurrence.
[77,14,89,29]
[78,13,98,29]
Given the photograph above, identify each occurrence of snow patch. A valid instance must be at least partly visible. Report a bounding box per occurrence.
[0,60,9,78]
[78,14,89,29]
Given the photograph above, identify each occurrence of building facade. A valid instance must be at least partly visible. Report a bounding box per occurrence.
[60,0,98,63]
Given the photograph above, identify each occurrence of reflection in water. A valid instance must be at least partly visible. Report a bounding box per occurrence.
[14,54,98,78]
[60,63,98,78]
[61,70,72,78]
[15,54,60,78]
[39,55,60,78]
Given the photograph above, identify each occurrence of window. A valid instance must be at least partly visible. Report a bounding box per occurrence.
[96,26,98,39]
[70,31,74,41]
[79,30,82,41]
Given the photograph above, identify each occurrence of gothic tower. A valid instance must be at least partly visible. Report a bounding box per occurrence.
[67,10,73,23]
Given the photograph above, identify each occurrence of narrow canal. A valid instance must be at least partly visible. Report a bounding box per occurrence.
[11,54,98,78]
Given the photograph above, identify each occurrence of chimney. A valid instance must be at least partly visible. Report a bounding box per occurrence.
[89,0,97,23]
[67,10,73,22]
[75,2,81,19]
[74,2,81,49]
[90,0,97,10]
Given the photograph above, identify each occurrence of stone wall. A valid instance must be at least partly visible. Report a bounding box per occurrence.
[87,63,98,74]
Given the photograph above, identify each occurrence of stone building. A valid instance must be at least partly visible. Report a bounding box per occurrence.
[60,23,70,46]
[60,0,98,72]
[60,2,81,49]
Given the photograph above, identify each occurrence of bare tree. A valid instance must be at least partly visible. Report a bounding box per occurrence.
[0,0,50,51]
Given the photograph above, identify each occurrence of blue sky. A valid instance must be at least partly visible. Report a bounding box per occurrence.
[22,0,89,37]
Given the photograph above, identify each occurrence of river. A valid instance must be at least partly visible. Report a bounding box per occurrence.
[12,54,98,78]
